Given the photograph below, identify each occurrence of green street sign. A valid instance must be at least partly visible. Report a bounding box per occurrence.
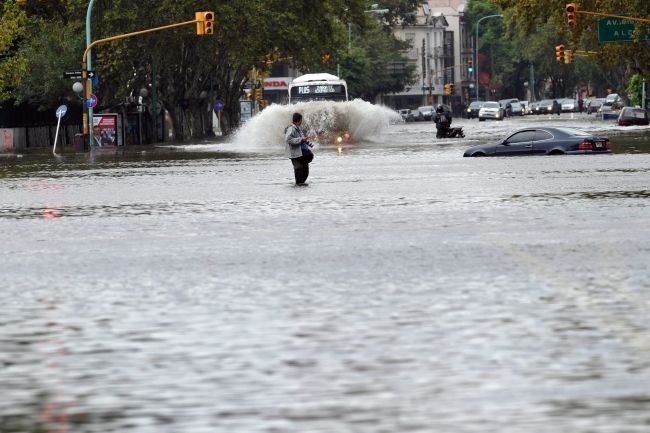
[597,18,650,43]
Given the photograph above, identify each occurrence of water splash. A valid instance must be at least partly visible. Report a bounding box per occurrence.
[231,99,402,149]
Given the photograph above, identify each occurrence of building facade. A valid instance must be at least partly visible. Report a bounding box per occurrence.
[387,1,473,115]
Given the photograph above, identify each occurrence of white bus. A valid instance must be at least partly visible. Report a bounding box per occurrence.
[288,73,348,104]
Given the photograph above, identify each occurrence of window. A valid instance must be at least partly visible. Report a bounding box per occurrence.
[506,131,535,143]
[534,130,553,141]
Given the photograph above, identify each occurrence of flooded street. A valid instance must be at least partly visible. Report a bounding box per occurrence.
[1,112,649,432]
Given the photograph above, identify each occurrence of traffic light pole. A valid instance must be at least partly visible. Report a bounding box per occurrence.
[475,14,503,102]
[86,0,97,150]
[570,9,650,24]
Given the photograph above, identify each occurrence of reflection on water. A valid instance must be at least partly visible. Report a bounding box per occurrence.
[508,189,650,202]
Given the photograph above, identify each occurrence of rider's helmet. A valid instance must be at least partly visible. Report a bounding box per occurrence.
[436,104,444,113]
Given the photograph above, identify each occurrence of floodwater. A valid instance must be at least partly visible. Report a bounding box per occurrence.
[1,110,649,433]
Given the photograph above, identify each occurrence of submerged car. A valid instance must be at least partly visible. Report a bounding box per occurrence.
[617,107,649,126]
[463,127,611,157]
[478,101,504,121]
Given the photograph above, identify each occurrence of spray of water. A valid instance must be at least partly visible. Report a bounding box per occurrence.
[231,99,402,150]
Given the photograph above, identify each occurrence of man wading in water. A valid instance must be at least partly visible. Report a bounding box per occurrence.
[284,112,313,186]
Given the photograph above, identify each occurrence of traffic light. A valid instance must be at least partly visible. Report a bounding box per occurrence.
[443,84,450,95]
[555,44,565,62]
[566,3,577,27]
[565,49,575,64]
[195,11,215,35]
[467,59,473,73]
[321,52,331,64]
[254,88,263,101]
[448,83,454,94]
[204,11,214,35]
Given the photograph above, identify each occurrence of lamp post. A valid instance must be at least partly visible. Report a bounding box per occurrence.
[475,14,502,102]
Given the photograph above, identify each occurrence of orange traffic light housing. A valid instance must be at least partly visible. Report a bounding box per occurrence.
[555,44,565,62]
[565,50,575,64]
[195,11,215,35]
[566,3,577,27]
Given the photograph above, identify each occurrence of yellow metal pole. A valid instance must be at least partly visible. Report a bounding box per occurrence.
[576,10,650,24]
[83,19,198,63]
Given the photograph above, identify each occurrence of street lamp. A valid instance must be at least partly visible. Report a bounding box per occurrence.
[475,14,503,101]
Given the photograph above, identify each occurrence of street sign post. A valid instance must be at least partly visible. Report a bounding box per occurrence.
[53,104,68,154]
[597,18,650,43]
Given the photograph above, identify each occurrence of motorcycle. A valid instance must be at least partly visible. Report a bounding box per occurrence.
[436,126,465,138]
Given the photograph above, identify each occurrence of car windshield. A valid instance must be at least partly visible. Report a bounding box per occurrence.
[553,127,591,137]
[483,102,499,108]
[469,102,482,108]
[418,106,432,112]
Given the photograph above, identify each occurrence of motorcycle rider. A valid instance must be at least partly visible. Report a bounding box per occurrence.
[433,104,452,138]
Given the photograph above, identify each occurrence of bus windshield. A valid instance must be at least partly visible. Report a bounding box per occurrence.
[288,73,348,104]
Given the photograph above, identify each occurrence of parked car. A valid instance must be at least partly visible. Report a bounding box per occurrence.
[411,109,424,121]
[466,101,484,119]
[617,107,649,126]
[498,98,523,116]
[478,101,505,121]
[398,109,415,122]
[605,93,621,105]
[510,101,524,116]
[418,105,435,121]
[534,99,555,115]
[586,98,604,114]
[463,127,611,157]
[560,98,578,112]
[600,100,623,119]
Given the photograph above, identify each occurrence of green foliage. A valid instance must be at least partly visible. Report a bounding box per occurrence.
[626,74,646,107]
[0,0,431,136]
[487,0,650,99]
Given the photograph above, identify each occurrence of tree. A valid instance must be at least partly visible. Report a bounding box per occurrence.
[489,0,650,99]
[1,0,421,139]
[326,18,416,101]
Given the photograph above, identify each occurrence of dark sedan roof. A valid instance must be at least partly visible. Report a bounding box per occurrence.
[530,126,592,137]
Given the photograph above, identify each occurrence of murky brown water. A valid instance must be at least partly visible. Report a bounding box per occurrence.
[1,117,649,433]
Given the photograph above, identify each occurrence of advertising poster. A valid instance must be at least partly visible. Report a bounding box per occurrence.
[1,129,13,152]
[92,114,122,147]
